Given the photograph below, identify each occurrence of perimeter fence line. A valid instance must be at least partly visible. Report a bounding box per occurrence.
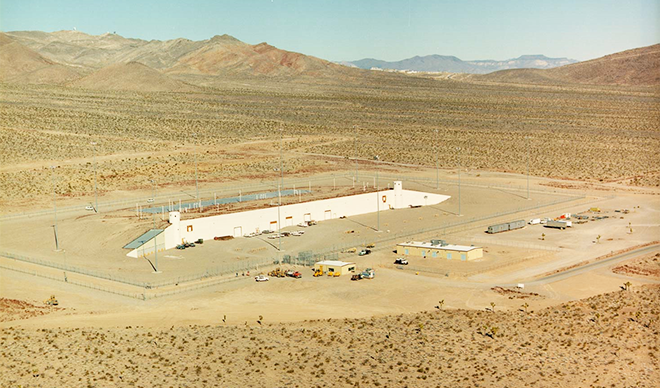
[0,263,145,300]
[0,168,593,221]
[467,237,560,252]
[0,173,355,221]
[389,250,552,278]
[0,191,593,294]
[308,192,592,259]
[0,182,609,300]
[0,251,150,288]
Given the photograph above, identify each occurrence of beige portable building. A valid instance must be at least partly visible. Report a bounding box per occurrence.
[397,240,483,261]
[313,260,357,276]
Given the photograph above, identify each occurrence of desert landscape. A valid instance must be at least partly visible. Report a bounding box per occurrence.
[1,6,659,387]
[1,284,658,387]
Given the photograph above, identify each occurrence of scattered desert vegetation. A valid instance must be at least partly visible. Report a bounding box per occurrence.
[0,298,61,323]
[613,252,660,279]
[1,285,657,387]
[2,72,658,208]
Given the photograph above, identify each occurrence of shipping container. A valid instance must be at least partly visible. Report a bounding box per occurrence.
[487,223,509,234]
[487,220,525,234]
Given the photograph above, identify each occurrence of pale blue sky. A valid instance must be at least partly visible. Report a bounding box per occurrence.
[1,0,658,61]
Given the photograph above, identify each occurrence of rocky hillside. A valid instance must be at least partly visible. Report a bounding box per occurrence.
[475,44,660,86]
[5,30,360,80]
[69,61,200,92]
[0,32,81,84]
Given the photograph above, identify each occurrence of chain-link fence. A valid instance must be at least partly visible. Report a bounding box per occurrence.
[0,250,150,288]
[305,192,590,260]
[0,173,354,220]
[0,171,609,300]
[0,169,590,221]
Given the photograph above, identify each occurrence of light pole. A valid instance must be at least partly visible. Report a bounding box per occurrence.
[457,147,462,216]
[91,141,98,212]
[526,136,531,200]
[354,126,358,182]
[279,128,284,189]
[150,179,159,273]
[278,128,283,253]
[435,129,439,189]
[50,166,60,251]
[374,155,380,232]
[193,132,199,200]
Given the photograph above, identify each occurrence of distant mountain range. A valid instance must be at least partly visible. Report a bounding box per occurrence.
[473,44,660,86]
[0,30,359,90]
[344,54,578,74]
[0,30,657,91]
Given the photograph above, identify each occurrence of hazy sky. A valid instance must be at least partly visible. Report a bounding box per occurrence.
[1,0,658,61]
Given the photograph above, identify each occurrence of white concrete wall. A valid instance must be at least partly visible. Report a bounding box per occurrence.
[127,182,450,257]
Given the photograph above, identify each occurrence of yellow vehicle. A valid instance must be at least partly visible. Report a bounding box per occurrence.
[333,272,341,277]
[366,243,376,249]
[344,247,357,253]
[44,295,58,306]
[313,270,323,277]
[268,268,286,278]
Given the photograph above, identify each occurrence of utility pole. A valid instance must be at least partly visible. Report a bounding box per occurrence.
[526,136,531,200]
[193,132,199,200]
[375,155,380,231]
[150,179,159,273]
[91,141,98,212]
[354,125,358,182]
[435,129,439,189]
[278,128,283,253]
[279,128,284,189]
[457,147,462,216]
[50,166,60,251]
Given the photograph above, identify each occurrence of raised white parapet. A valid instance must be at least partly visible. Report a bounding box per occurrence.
[127,183,450,257]
[393,181,403,209]
[169,211,180,224]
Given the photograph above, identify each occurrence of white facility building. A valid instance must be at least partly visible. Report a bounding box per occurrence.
[126,181,450,258]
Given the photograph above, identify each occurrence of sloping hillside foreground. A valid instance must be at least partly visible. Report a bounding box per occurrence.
[1,285,657,387]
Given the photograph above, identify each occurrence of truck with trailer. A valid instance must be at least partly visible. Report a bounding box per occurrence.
[545,220,570,229]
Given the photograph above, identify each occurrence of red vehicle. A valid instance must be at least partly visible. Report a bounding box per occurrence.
[286,270,302,279]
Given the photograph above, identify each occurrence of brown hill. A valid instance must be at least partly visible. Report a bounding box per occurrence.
[475,44,660,86]
[6,31,352,78]
[166,35,350,78]
[68,61,199,92]
[6,30,205,70]
[0,32,81,84]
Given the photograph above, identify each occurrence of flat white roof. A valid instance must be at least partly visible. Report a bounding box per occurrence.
[396,241,480,252]
[315,260,356,267]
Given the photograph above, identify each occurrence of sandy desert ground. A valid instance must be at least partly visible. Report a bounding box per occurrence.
[1,167,659,387]
[1,37,659,386]
[1,72,658,211]
[1,284,658,387]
